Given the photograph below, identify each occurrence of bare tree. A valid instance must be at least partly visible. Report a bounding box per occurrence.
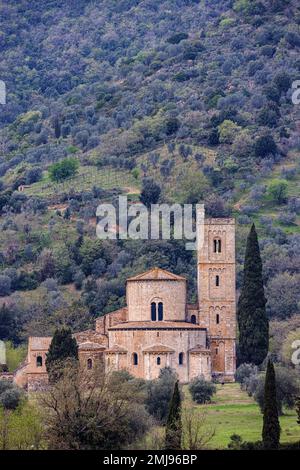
[181,407,215,450]
[39,362,150,449]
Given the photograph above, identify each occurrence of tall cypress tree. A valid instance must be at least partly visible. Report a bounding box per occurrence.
[165,381,182,450]
[296,397,300,425]
[237,223,269,365]
[46,328,78,382]
[262,360,280,449]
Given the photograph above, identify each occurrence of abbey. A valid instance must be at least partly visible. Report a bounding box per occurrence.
[13,208,236,390]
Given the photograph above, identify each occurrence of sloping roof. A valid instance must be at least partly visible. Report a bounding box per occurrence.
[29,337,52,350]
[109,321,206,330]
[105,345,128,354]
[127,267,186,282]
[143,344,175,353]
[189,345,210,354]
[78,342,106,351]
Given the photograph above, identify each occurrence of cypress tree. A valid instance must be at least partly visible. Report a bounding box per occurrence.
[262,360,280,449]
[237,223,269,365]
[296,397,300,425]
[54,116,61,139]
[46,328,78,382]
[165,381,182,450]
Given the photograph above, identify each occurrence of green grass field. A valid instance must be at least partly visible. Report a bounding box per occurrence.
[23,165,140,198]
[184,383,300,449]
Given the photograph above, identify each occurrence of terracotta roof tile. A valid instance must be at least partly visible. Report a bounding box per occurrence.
[79,342,106,351]
[29,337,52,350]
[109,321,206,330]
[127,267,186,282]
[105,345,128,353]
[143,344,175,353]
[189,345,210,353]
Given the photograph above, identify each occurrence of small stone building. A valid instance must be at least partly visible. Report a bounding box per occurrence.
[14,209,236,389]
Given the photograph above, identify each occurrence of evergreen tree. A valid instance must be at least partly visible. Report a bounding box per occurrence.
[165,381,182,450]
[296,397,300,425]
[140,178,161,208]
[237,224,269,365]
[53,116,61,139]
[262,360,280,449]
[46,328,78,382]
[0,304,18,344]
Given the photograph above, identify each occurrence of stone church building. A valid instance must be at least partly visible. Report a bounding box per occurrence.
[13,212,236,390]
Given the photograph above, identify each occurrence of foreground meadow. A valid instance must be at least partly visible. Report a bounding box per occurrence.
[184,383,300,449]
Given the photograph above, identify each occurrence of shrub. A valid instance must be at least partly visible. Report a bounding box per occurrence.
[167,32,188,44]
[278,212,296,226]
[0,381,23,410]
[145,367,177,424]
[189,376,216,404]
[254,135,277,158]
[267,179,288,204]
[140,178,161,208]
[48,158,79,182]
[254,366,299,415]
[235,363,259,387]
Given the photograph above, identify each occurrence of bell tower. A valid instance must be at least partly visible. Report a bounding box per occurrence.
[197,207,236,382]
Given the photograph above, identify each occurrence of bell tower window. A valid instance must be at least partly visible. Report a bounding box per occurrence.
[151,301,163,321]
[36,356,43,367]
[213,239,222,253]
[216,275,220,286]
[133,353,138,366]
[151,302,156,321]
[191,314,196,324]
[157,357,161,365]
[179,352,184,365]
[158,302,163,321]
[216,313,220,324]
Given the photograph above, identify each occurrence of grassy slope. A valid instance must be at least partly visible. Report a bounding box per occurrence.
[23,165,140,198]
[233,149,300,234]
[184,383,300,449]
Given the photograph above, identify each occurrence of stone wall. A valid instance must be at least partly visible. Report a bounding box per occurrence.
[126,280,186,322]
[197,216,236,381]
[107,326,207,382]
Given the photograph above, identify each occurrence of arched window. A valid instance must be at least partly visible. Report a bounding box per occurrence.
[213,238,222,253]
[179,352,184,365]
[216,275,220,287]
[151,302,156,321]
[87,358,93,370]
[157,356,161,365]
[36,356,43,367]
[133,353,138,366]
[215,348,218,355]
[191,314,196,324]
[216,313,220,324]
[158,302,163,321]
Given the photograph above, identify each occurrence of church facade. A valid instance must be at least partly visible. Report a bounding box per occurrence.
[13,212,236,390]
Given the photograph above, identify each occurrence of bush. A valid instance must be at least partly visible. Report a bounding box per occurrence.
[189,376,216,404]
[140,178,161,208]
[278,212,296,226]
[267,179,288,204]
[167,32,188,44]
[48,158,79,182]
[0,275,11,296]
[254,134,277,158]
[145,367,177,424]
[235,363,259,387]
[0,381,23,410]
[254,366,300,415]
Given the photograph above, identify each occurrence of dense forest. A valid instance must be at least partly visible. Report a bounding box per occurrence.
[0,0,299,361]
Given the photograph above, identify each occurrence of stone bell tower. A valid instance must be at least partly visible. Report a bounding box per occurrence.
[197,206,236,382]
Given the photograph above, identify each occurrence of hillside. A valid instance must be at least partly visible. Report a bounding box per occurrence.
[0,0,299,347]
